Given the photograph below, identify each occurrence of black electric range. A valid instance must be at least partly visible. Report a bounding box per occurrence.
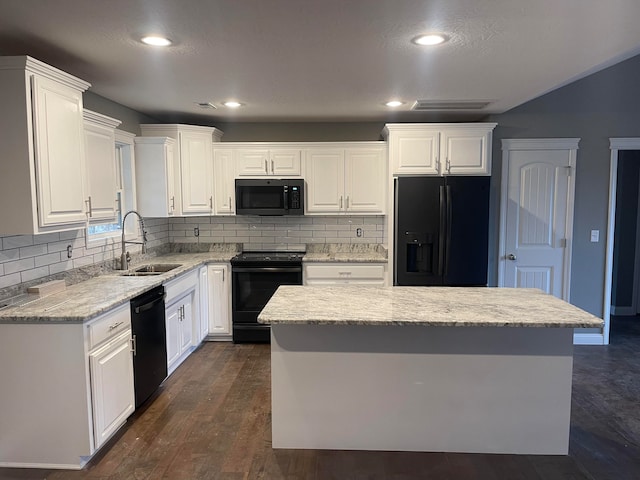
[230,251,304,343]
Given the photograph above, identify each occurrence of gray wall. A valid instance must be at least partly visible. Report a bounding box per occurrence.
[488,53,640,317]
[83,92,159,135]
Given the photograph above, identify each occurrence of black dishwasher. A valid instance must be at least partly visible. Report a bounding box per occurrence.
[130,286,167,408]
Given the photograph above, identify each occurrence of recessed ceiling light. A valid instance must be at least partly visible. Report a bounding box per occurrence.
[412,34,448,46]
[385,100,404,107]
[141,36,172,47]
[223,101,243,108]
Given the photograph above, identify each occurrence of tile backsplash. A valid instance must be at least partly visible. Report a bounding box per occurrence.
[0,215,385,293]
[0,218,169,292]
[168,215,385,251]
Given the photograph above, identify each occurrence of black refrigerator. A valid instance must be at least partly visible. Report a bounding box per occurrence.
[394,176,490,286]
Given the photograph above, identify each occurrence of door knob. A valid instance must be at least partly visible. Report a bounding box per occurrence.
[507,253,517,261]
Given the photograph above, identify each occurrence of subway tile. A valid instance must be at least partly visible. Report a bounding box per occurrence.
[20,266,50,283]
[338,217,364,225]
[73,256,94,268]
[0,272,21,289]
[4,257,35,274]
[325,224,350,231]
[59,230,84,241]
[35,252,62,267]
[3,235,34,249]
[0,248,20,263]
[32,232,61,245]
[49,260,74,275]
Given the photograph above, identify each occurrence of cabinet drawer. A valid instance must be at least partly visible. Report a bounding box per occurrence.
[87,302,131,350]
[305,263,385,281]
[164,270,198,305]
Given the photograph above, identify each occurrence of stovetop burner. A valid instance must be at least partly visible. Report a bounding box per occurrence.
[230,251,305,264]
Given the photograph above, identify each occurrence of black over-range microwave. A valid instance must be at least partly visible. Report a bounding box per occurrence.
[235,179,304,215]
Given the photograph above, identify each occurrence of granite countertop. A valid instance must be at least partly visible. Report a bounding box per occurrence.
[258,286,604,328]
[0,252,236,325]
[303,243,387,263]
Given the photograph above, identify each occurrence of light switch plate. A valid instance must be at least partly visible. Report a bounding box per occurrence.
[590,230,599,242]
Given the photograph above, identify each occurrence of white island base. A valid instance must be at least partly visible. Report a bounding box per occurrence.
[271,324,574,455]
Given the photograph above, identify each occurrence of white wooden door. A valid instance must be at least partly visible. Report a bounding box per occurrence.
[32,75,87,227]
[271,149,302,176]
[501,141,577,299]
[213,149,236,214]
[165,304,181,367]
[344,148,385,214]
[208,265,231,335]
[305,149,344,214]
[84,122,118,222]
[89,330,135,449]
[236,149,269,175]
[441,128,491,175]
[179,131,213,214]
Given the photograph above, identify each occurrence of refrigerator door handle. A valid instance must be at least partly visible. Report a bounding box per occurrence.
[445,185,452,276]
[438,185,446,276]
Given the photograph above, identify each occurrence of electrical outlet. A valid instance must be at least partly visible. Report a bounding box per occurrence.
[194,227,199,237]
[356,228,363,237]
[590,230,599,243]
[66,245,73,258]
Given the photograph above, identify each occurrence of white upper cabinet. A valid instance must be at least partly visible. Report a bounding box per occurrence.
[0,56,91,234]
[213,148,236,215]
[384,123,497,176]
[236,147,302,176]
[305,144,386,215]
[140,124,223,215]
[83,110,122,223]
[134,137,177,217]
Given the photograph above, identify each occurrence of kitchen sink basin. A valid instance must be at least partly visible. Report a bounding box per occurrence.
[120,263,182,276]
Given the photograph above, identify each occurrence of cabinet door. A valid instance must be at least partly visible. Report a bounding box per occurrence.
[199,266,209,342]
[440,128,491,175]
[89,330,135,449]
[213,149,236,214]
[179,131,213,214]
[305,149,345,214]
[237,149,269,175]
[32,75,87,227]
[165,303,181,367]
[271,149,302,176]
[180,299,193,353]
[345,148,385,214]
[84,122,118,222]
[390,129,440,175]
[208,265,231,336]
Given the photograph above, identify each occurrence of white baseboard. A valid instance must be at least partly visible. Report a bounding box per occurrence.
[573,333,605,345]
[0,461,84,470]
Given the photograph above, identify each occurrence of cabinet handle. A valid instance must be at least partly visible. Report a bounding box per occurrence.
[108,321,124,331]
[271,159,275,173]
[85,196,93,218]
[170,196,175,212]
[229,196,232,209]
[340,196,343,209]
[446,158,451,173]
[115,196,122,214]
[436,157,440,172]
[222,269,225,282]
[346,196,350,209]
[264,159,268,173]
[209,196,213,209]
[131,335,137,356]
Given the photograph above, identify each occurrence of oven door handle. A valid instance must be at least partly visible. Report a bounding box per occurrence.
[232,267,302,273]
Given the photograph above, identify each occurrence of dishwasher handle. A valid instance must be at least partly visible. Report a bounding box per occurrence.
[134,292,165,314]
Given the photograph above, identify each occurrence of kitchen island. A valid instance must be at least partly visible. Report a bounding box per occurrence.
[258,286,603,455]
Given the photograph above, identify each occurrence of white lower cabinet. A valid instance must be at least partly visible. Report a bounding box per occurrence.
[164,270,198,374]
[207,263,231,338]
[89,329,135,449]
[304,263,387,285]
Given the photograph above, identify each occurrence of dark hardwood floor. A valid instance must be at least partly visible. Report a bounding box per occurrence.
[2,318,639,480]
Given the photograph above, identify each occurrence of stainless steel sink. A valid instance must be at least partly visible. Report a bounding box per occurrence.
[120,263,182,276]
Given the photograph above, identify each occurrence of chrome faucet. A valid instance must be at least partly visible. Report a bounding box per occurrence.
[120,210,147,270]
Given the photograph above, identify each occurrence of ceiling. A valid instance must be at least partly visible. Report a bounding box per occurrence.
[2,0,640,123]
